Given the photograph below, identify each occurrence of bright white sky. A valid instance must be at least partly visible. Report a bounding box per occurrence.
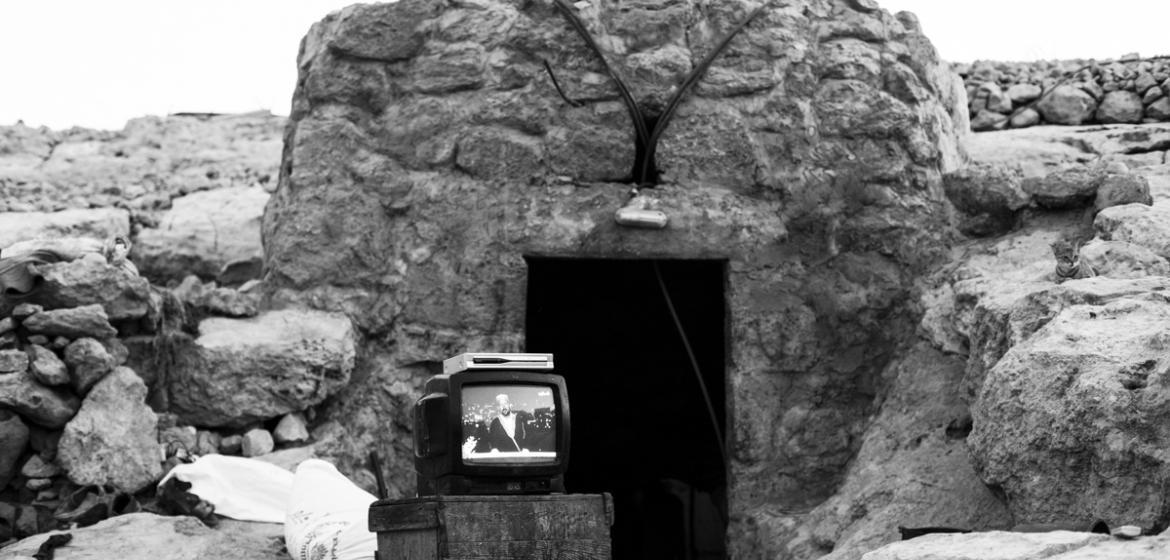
[2,1,1168,131]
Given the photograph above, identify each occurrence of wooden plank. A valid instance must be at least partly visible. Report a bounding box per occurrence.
[439,496,610,543]
[370,500,440,531]
[378,529,439,560]
[445,539,611,560]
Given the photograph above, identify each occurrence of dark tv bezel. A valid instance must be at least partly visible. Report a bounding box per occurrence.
[449,370,570,478]
[414,369,570,494]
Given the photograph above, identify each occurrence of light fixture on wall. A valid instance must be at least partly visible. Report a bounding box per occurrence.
[614,189,668,229]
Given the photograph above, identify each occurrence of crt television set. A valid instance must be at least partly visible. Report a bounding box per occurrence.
[413,353,570,495]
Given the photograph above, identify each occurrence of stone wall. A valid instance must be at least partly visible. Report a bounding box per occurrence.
[955,56,1170,131]
[0,230,357,542]
[262,0,970,556]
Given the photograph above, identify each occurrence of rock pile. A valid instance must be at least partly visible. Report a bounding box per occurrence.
[955,56,1170,131]
[0,225,357,545]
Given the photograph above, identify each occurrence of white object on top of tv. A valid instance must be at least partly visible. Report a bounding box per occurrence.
[442,353,555,374]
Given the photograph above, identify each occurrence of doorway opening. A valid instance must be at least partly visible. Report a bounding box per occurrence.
[526,257,728,560]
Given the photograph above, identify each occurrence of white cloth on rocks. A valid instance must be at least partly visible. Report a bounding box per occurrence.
[159,454,295,523]
[158,454,377,560]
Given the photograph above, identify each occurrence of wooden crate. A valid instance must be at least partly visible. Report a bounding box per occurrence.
[369,493,613,560]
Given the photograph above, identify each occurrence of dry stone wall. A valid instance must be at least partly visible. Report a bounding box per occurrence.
[955,57,1170,131]
[0,228,355,543]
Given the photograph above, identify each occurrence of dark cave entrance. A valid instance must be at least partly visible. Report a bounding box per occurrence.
[526,257,728,560]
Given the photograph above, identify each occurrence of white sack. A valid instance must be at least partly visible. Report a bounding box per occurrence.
[284,458,378,560]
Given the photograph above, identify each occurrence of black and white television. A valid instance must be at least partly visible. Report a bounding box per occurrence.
[413,353,570,495]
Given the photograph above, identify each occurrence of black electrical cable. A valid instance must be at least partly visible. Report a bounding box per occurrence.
[651,261,727,469]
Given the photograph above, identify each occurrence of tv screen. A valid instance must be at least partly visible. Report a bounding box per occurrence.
[460,384,557,465]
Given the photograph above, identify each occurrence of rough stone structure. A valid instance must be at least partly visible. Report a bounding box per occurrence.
[262,0,968,555]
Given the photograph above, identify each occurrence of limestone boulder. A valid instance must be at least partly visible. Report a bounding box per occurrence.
[1147,97,1170,121]
[273,412,310,444]
[0,409,29,489]
[942,164,1030,236]
[1136,72,1160,95]
[970,109,1008,132]
[219,434,243,455]
[1142,86,1164,106]
[1036,85,1097,125]
[1009,108,1041,128]
[1095,90,1144,124]
[11,304,41,320]
[26,255,152,321]
[0,513,286,560]
[58,366,162,493]
[21,304,118,339]
[195,430,221,456]
[166,309,356,427]
[1095,200,1170,259]
[173,275,260,318]
[1006,83,1043,104]
[199,285,260,318]
[968,280,1170,529]
[861,531,1170,560]
[1022,168,1100,209]
[63,337,117,395]
[241,428,275,457]
[20,455,60,479]
[1095,172,1152,213]
[132,186,268,283]
[27,344,69,386]
[0,348,27,373]
[0,370,81,428]
[1080,239,1170,279]
[0,208,129,252]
